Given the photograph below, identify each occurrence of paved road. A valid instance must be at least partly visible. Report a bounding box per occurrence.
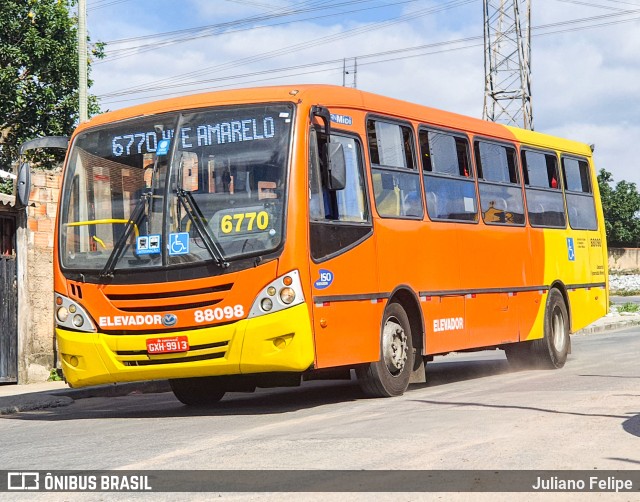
[610,295,640,305]
[1,328,639,500]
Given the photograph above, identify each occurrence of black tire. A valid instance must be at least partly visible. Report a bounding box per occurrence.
[169,377,226,406]
[356,302,415,397]
[505,288,569,369]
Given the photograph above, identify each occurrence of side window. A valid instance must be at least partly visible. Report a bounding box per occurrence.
[475,140,525,225]
[562,156,598,230]
[522,149,566,228]
[368,119,422,219]
[309,128,372,261]
[420,129,477,222]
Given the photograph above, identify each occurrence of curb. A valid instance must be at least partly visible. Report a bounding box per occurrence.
[0,380,170,416]
[0,394,74,416]
[576,317,640,336]
[50,379,171,400]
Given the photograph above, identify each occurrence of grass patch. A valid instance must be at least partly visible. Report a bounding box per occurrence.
[617,302,640,313]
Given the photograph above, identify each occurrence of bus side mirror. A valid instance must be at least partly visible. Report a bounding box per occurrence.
[326,142,346,191]
[16,162,31,208]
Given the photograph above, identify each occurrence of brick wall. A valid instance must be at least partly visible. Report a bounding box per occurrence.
[22,168,62,382]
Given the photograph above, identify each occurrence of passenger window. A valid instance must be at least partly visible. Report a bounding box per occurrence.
[309,129,372,261]
[562,156,597,230]
[368,119,422,219]
[475,140,525,225]
[522,150,566,228]
[420,129,477,222]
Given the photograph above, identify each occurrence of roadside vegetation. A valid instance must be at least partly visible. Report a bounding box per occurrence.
[616,302,640,314]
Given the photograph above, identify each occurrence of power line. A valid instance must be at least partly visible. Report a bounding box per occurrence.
[101,0,475,96]
[87,0,135,11]
[103,0,383,45]
[98,0,424,63]
[98,8,640,106]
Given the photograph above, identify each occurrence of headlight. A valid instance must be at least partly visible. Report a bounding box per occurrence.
[248,270,304,318]
[54,294,96,333]
[57,306,69,322]
[279,287,295,304]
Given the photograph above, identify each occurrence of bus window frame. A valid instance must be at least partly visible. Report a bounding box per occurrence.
[560,153,599,231]
[419,125,479,225]
[520,146,568,229]
[365,114,423,221]
[308,126,374,264]
[473,136,526,228]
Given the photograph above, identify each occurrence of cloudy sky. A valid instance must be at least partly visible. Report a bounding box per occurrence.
[85,0,640,186]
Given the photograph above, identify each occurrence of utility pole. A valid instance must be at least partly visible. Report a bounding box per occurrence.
[482,0,533,130]
[78,0,88,123]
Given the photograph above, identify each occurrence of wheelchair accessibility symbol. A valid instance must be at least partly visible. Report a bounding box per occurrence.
[567,237,575,262]
[169,232,190,256]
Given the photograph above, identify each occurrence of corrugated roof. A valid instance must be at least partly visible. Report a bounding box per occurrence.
[0,193,16,207]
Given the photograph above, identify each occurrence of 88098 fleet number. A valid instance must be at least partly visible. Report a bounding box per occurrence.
[194,305,245,323]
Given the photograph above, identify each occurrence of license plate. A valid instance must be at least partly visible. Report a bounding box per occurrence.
[146,336,189,355]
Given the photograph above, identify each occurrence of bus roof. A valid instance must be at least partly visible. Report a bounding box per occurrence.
[80,84,592,156]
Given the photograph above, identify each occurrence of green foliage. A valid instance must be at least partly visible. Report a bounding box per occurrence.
[597,169,640,247]
[617,302,640,313]
[0,0,104,193]
[47,368,63,381]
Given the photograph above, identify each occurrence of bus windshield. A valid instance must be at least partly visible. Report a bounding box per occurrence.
[59,103,293,274]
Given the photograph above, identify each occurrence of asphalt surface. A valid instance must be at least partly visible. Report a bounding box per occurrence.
[1,305,639,416]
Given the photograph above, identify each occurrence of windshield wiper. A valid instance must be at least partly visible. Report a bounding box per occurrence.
[176,188,229,268]
[99,189,151,279]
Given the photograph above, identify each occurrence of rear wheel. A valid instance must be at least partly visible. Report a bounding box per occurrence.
[505,288,569,369]
[169,377,226,406]
[356,302,414,397]
[532,288,570,368]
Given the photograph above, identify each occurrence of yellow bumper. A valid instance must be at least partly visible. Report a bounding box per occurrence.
[57,303,315,387]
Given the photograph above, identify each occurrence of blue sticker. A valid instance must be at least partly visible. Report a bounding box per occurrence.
[169,232,190,256]
[136,234,161,255]
[330,113,353,126]
[156,138,171,156]
[567,237,575,261]
[314,269,334,289]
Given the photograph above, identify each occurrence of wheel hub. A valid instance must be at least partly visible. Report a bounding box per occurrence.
[551,306,566,352]
[382,317,408,375]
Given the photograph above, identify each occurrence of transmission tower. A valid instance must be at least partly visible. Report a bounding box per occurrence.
[342,57,357,88]
[482,0,533,130]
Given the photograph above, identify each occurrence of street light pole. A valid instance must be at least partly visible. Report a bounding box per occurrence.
[78,0,88,123]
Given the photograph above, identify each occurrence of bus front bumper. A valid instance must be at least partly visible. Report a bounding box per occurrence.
[56,303,315,388]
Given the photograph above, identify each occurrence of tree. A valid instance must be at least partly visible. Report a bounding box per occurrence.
[0,0,104,194]
[597,169,640,247]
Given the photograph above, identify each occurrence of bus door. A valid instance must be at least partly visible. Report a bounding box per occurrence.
[562,155,607,327]
[307,129,381,369]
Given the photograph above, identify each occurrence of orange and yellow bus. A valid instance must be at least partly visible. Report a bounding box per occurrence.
[51,84,608,404]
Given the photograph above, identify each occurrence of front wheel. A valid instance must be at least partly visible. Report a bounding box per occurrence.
[356,302,414,397]
[169,377,226,406]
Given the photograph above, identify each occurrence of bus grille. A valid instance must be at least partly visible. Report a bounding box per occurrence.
[104,283,233,313]
[115,340,229,367]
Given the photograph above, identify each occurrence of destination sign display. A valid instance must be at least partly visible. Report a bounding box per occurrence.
[110,116,278,158]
